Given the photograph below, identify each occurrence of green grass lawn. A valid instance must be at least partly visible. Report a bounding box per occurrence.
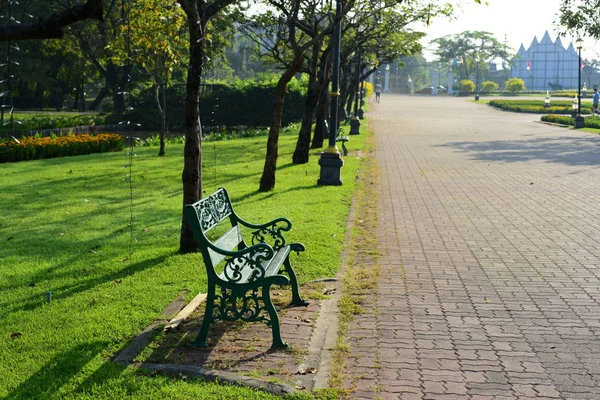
[0,128,366,399]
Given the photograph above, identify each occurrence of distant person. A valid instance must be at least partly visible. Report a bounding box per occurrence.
[375,83,382,103]
[593,88,599,115]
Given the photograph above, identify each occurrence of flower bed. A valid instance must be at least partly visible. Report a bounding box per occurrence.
[0,133,123,163]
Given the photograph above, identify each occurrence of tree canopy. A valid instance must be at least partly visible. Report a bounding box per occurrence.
[557,0,600,39]
[431,30,512,81]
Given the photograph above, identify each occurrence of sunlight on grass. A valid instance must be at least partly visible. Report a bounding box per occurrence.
[0,127,368,399]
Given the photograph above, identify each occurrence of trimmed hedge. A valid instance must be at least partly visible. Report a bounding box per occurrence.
[119,75,308,132]
[0,115,107,135]
[542,114,600,129]
[0,133,123,163]
[489,99,593,114]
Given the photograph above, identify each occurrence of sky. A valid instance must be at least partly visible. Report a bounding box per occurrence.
[414,0,596,61]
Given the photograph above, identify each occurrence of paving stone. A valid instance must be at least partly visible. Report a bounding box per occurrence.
[341,95,600,399]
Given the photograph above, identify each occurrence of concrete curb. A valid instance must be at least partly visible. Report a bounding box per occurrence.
[133,362,296,396]
[113,294,298,397]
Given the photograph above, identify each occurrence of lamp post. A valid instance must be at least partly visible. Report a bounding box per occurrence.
[475,61,480,101]
[384,64,390,93]
[318,0,344,185]
[575,38,584,129]
[448,60,454,95]
[350,48,361,135]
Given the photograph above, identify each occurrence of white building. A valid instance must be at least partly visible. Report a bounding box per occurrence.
[510,32,579,90]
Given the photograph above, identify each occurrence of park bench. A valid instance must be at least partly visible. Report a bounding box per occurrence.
[184,187,308,350]
[323,120,348,156]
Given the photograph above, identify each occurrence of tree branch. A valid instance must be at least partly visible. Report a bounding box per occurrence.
[0,0,103,42]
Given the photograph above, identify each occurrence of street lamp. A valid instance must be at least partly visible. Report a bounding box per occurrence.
[350,48,361,135]
[318,0,344,185]
[475,60,480,101]
[575,37,584,129]
[384,64,390,93]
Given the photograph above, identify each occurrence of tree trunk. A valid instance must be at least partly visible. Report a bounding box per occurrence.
[89,87,107,111]
[34,83,44,110]
[292,42,320,165]
[312,78,330,149]
[259,51,304,192]
[154,82,166,156]
[179,2,205,253]
[160,83,167,156]
[113,63,131,113]
[53,90,63,111]
[311,46,332,149]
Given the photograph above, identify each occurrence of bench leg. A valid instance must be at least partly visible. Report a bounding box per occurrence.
[262,284,288,350]
[342,142,348,156]
[284,257,309,307]
[191,285,216,348]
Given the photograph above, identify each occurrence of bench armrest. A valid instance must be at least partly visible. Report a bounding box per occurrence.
[236,216,293,250]
[209,242,277,283]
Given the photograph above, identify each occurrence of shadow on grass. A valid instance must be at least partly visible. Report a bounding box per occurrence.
[5,341,111,400]
[1,253,175,316]
[230,183,330,206]
[437,135,600,167]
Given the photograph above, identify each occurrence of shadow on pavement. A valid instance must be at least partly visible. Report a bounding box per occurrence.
[438,135,600,166]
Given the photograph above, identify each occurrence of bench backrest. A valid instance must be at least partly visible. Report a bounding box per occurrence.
[185,188,245,277]
[186,187,233,234]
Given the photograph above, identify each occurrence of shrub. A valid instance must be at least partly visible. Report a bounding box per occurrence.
[0,133,123,163]
[0,114,107,135]
[542,114,600,128]
[481,81,499,92]
[459,80,475,93]
[505,78,526,94]
[363,82,374,98]
[489,99,592,114]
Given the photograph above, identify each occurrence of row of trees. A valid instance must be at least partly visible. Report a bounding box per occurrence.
[3,0,596,251]
[0,0,455,251]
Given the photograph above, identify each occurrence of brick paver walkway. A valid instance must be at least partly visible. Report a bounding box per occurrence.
[345,95,600,399]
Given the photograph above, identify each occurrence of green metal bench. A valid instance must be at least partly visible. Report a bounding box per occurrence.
[323,120,348,156]
[184,187,308,350]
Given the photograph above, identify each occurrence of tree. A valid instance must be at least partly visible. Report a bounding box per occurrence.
[295,0,450,164]
[177,0,241,252]
[40,0,136,113]
[243,0,341,190]
[557,0,600,39]
[582,58,600,89]
[431,31,512,82]
[0,1,106,112]
[398,54,429,90]
[506,77,525,93]
[111,0,187,156]
[459,79,474,93]
[481,81,499,92]
[0,0,102,41]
